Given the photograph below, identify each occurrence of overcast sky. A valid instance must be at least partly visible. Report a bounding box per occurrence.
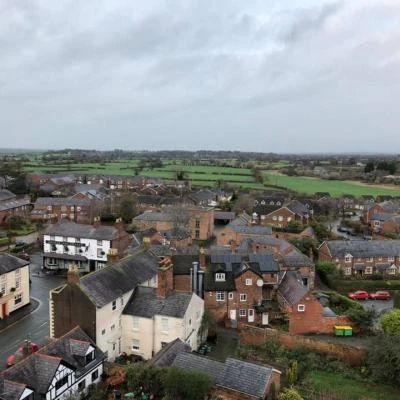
[1,0,400,153]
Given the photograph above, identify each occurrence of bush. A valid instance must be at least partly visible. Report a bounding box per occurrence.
[394,291,400,309]
[346,307,377,334]
[380,309,400,335]
[278,388,304,400]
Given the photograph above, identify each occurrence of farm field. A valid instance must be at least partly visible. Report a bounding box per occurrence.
[264,171,400,197]
[304,371,400,400]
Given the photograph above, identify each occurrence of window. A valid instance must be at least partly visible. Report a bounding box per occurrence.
[111,324,115,331]
[15,269,21,276]
[85,350,95,364]
[101,329,106,335]
[121,296,124,306]
[278,216,283,221]
[91,370,99,382]
[132,317,139,330]
[78,380,86,392]
[97,248,105,258]
[368,257,374,262]
[112,300,116,311]
[195,230,200,239]
[15,277,21,290]
[297,304,305,312]
[132,339,140,351]
[161,341,168,348]
[215,273,225,282]
[70,206,75,211]
[14,294,22,305]
[113,343,116,351]
[55,375,68,390]
[378,257,383,261]
[388,256,395,262]
[245,279,252,286]
[344,267,352,276]
[228,292,234,300]
[0,283,6,296]
[161,318,169,332]
[365,266,373,275]
[239,309,246,317]
[239,294,247,302]
[272,216,277,221]
[287,217,292,222]
[97,240,102,246]
[216,291,225,302]
[345,255,352,263]
[195,219,200,228]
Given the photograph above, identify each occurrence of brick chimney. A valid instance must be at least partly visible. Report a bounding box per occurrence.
[67,264,80,285]
[157,257,174,299]
[93,216,101,228]
[199,247,206,269]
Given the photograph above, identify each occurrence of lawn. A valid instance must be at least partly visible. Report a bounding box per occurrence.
[264,171,400,197]
[304,371,400,400]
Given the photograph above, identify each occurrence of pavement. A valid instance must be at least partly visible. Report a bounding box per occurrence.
[0,252,65,370]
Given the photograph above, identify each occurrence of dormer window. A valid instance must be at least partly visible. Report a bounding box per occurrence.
[215,273,225,282]
[85,348,95,364]
[345,254,352,263]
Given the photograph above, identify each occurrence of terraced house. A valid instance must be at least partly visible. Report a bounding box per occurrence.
[42,219,131,272]
[319,240,400,277]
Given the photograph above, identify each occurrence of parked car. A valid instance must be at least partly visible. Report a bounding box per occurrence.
[348,290,369,300]
[7,342,39,367]
[369,291,391,300]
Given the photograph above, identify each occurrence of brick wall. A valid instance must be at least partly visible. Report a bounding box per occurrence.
[174,275,191,292]
[240,325,364,366]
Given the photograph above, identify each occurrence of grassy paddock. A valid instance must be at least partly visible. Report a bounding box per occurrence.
[304,371,400,400]
[264,172,400,197]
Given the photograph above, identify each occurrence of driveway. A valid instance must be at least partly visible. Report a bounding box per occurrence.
[360,299,394,315]
[0,252,65,370]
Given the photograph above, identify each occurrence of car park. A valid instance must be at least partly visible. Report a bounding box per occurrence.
[348,290,369,300]
[369,291,391,300]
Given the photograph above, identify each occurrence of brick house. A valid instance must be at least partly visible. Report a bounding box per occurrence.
[30,197,94,224]
[362,203,386,224]
[370,213,400,234]
[204,253,280,327]
[277,272,353,335]
[133,206,214,241]
[318,240,400,277]
[261,200,310,228]
[0,190,30,225]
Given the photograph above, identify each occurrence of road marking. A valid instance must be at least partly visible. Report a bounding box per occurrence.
[38,321,48,328]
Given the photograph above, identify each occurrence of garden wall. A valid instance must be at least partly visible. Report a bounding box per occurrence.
[240,325,364,367]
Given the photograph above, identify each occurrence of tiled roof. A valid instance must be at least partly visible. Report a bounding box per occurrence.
[133,211,173,222]
[370,212,395,221]
[44,219,119,240]
[123,287,193,319]
[149,338,191,367]
[323,240,400,258]
[36,197,91,206]
[0,198,30,212]
[0,189,16,201]
[230,225,273,236]
[0,254,29,275]
[287,200,309,216]
[172,353,276,397]
[79,250,159,307]
[278,271,308,305]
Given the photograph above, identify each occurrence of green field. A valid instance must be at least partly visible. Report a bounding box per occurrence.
[304,371,400,400]
[264,171,400,197]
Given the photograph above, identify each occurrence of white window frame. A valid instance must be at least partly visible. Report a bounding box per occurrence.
[132,339,140,351]
[215,273,225,282]
[161,317,169,333]
[245,279,252,286]
[239,293,247,302]
[388,256,395,262]
[228,292,234,300]
[344,267,352,276]
[239,309,246,317]
[112,300,116,311]
[297,304,305,312]
[216,291,225,302]
[365,266,373,275]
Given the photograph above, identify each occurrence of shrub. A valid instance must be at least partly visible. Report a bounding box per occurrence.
[380,309,400,335]
[394,291,400,309]
[278,388,304,400]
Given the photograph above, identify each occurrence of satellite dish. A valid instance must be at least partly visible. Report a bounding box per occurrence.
[256,279,263,287]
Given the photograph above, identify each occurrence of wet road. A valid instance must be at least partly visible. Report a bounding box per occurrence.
[0,253,65,370]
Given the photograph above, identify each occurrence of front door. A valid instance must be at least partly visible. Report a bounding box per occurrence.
[229,309,236,320]
[262,312,269,325]
[2,303,7,318]
[248,309,254,323]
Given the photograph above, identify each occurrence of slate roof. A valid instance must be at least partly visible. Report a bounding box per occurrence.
[248,253,279,272]
[36,197,91,206]
[171,255,200,275]
[44,219,119,241]
[229,225,273,236]
[0,254,29,275]
[229,212,252,226]
[0,189,16,201]
[149,338,191,367]
[0,198,30,212]
[322,240,400,258]
[1,326,105,400]
[123,286,193,319]
[79,250,159,307]
[133,211,173,222]
[287,200,309,216]
[253,204,280,216]
[370,212,396,222]
[278,271,308,306]
[161,227,191,240]
[282,252,314,268]
[172,353,276,398]
[214,211,236,220]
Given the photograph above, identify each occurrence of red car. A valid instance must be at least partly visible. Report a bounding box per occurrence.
[369,291,391,300]
[7,342,39,367]
[348,290,369,300]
